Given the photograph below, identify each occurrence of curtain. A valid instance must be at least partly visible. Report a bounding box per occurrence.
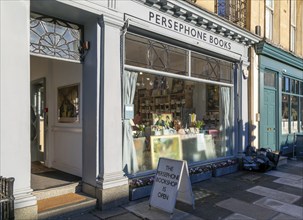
[220,86,231,156]
[122,70,138,174]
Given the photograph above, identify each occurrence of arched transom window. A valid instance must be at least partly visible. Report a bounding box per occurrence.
[30,12,83,61]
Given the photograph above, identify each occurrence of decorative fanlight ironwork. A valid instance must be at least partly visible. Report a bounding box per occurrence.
[30,12,83,61]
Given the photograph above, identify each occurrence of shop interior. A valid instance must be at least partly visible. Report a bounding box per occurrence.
[131,72,233,173]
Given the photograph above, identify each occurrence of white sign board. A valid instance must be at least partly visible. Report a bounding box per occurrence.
[149,158,195,214]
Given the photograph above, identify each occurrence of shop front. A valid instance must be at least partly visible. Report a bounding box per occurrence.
[119,0,259,179]
[256,42,303,154]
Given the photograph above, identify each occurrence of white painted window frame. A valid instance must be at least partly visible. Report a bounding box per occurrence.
[265,0,274,40]
[290,0,296,52]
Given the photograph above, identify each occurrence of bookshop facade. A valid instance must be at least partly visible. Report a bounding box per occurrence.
[119,1,260,175]
[0,0,260,216]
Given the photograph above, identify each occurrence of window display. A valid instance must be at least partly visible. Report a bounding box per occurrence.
[130,72,233,173]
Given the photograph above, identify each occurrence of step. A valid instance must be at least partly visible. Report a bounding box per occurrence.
[38,193,96,219]
[277,156,288,167]
[33,182,81,200]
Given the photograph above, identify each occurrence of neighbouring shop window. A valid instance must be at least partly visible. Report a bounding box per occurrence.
[301,97,303,132]
[282,94,289,134]
[30,12,83,61]
[282,76,303,135]
[291,96,299,133]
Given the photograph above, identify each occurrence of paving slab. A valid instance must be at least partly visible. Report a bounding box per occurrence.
[91,207,128,219]
[246,186,301,203]
[223,213,255,220]
[271,213,302,220]
[254,197,303,219]
[265,170,302,181]
[107,212,143,220]
[124,200,198,220]
[216,198,278,220]
[273,177,303,189]
[67,212,100,220]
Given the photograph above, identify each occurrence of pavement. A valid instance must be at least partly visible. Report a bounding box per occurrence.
[56,158,303,220]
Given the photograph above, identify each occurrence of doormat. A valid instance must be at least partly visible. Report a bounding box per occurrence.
[31,161,55,174]
[37,193,87,213]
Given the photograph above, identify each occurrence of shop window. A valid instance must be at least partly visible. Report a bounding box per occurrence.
[129,72,234,173]
[191,52,233,83]
[290,96,299,133]
[264,71,275,88]
[282,77,290,92]
[282,94,289,134]
[301,97,303,132]
[30,12,83,61]
[125,34,188,75]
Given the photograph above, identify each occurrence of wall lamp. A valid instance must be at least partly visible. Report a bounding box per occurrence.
[78,41,90,62]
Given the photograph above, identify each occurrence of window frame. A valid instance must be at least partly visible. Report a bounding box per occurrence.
[290,0,296,52]
[265,0,274,40]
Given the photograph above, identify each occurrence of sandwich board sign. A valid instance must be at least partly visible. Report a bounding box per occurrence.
[149,157,195,215]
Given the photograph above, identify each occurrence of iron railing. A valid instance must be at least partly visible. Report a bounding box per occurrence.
[0,177,15,220]
[215,0,247,28]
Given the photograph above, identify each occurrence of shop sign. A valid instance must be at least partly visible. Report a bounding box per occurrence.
[148,11,237,52]
[149,157,195,214]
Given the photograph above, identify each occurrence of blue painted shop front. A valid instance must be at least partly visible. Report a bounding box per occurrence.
[256,42,303,155]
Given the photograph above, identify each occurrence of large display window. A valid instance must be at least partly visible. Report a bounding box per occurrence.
[123,33,235,174]
[281,76,303,135]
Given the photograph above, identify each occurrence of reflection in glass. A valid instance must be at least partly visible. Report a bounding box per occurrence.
[291,96,298,133]
[301,97,303,132]
[282,94,289,134]
[125,34,188,75]
[191,52,233,83]
[264,71,275,87]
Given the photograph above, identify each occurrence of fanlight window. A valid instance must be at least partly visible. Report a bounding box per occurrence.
[30,12,83,61]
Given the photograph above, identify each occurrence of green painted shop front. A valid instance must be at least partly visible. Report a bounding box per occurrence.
[257,42,303,153]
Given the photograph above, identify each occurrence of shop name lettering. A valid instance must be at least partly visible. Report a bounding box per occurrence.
[149,12,232,50]
[155,165,179,201]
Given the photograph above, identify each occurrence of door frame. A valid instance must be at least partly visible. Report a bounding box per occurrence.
[259,68,279,151]
[30,77,47,162]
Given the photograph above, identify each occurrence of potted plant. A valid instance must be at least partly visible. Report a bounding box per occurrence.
[195,120,205,133]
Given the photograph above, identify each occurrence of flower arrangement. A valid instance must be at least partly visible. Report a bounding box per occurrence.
[195,120,205,129]
[129,176,155,189]
[136,124,145,132]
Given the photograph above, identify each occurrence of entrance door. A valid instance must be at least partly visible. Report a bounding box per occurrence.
[261,88,277,150]
[31,78,46,162]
